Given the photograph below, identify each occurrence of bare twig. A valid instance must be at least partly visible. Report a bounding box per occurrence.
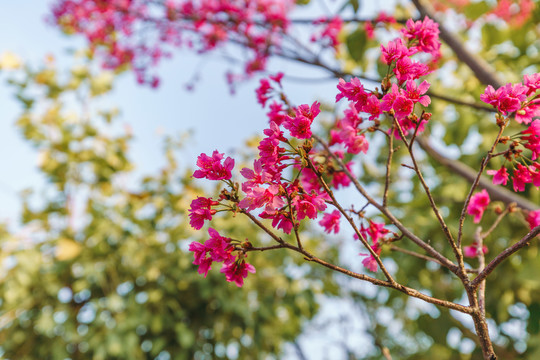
[457,123,507,248]
[472,225,540,288]
[392,117,469,280]
[303,155,396,284]
[312,134,460,274]
[416,137,538,211]
[383,131,394,208]
[388,244,478,274]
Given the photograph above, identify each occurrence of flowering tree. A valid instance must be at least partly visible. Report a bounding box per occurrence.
[48,0,540,359]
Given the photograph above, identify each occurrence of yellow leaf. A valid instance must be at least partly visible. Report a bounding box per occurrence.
[55,238,82,261]
[0,51,21,70]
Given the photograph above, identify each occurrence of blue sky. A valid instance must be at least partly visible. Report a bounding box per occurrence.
[0,1,341,224]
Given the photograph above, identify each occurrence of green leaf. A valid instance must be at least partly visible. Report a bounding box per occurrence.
[346,27,367,63]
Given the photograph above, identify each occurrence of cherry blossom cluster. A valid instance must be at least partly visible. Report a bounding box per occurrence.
[189,228,255,287]
[51,0,295,86]
[481,74,540,192]
[310,16,343,50]
[187,17,448,285]
[357,220,391,272]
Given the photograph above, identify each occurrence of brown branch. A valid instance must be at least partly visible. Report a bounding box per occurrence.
[303,155,396,284]
[457,123,507,248]
[474,227,487,315]
[393,117,468,279]
[383,131,394,208]
[241,206,471,313]
[472,225,540,288]
[416,137,539,211]
[388,244,478,273]
[312,134,460,274]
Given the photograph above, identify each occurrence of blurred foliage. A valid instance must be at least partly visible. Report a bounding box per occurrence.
[0,54,340,360]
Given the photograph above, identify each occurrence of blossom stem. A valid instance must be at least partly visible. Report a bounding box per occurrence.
[313,134,460,274]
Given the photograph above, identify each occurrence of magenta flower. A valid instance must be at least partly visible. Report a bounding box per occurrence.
[487,167,509,186]
[467,189,490,223]
[524,73,540,95]
[464,242,488,258]
[394,56,429,83]
[193,150,235,181]
[188,197,219,230]
[189,228,237,279]
[393,95,414,120]
[336,78,368,103]
[513,164,532,192]
[319,210,341,234]
[516,100,540,125]
[522,119,540,160]
[360,244,381,272]
[481,83,528,115]
[283,102,320,139]
[403,80,431,107]
[401,17,441,60]
[256,78,272,107]
[220,260,256,287]
[527,210,540,230]
[294,193,327,220]
[360,221,390,244]
[380,38,411,65]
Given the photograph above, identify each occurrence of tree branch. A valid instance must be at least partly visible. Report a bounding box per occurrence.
[313,134,460,274]
[416,137,539,211]
[472,225,540,288]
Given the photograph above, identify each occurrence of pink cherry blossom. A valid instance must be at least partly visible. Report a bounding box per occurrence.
[401,17,441,60]
[189,228,234,277]
[481,83,528,115]
[394,55,429,83]
[487,167,509,186]
[467,189,490,223]
[464,242,488,258]
[220,260,256,287]
[360,220,389,245]
[380,38,410,65]
[336,78,368,103]
[527,210,540,230]
[393,96,414,120]
[319,210,341,234]
[193,150,235,180]
[311,16,343,49]
[360,244,381,272]
[189,197,219,230]
[513,164,532,192]
[283,102,320,139]
[294,193,327,220]
[524,73,540,95]
[403,80,431,107]
[521,119,540,160]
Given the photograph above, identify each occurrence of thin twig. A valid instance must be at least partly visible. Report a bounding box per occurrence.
[304,155,396,284]
[457,123,507,248]
[416,137,538,211]
[472,225,540,288]
[392,117,468,279]
[383,131,394,208]
[474,227,486,315]
[241,207,472,313]
[388,245,478,274]
[481,204,513,239]
[312,134,460,274]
